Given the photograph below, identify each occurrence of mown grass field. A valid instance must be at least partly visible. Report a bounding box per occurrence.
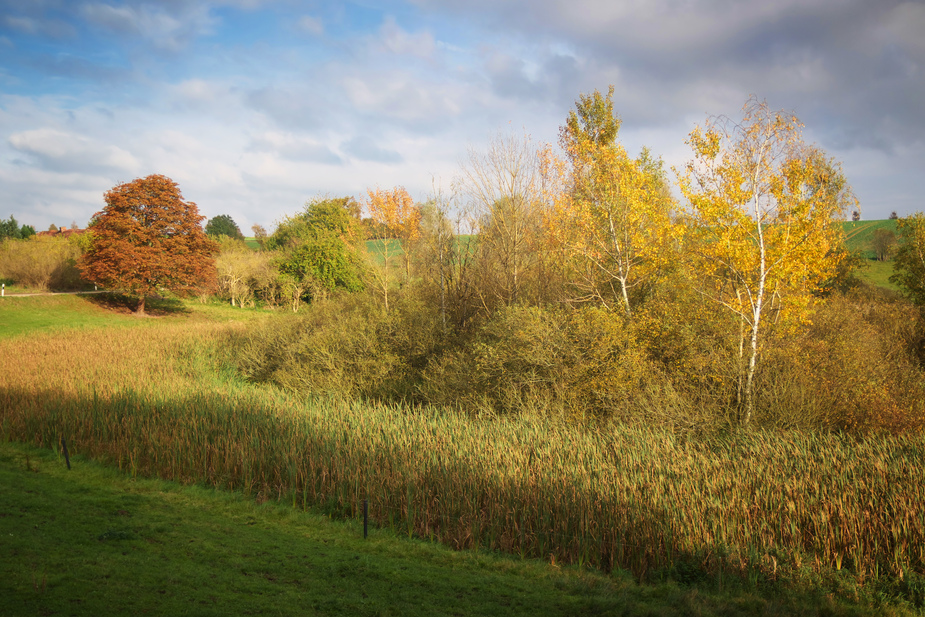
[1,296,924,614]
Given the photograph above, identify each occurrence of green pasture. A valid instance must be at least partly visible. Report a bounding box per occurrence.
[839,220,902,292]
[0,293,269,339]
[842,220,899,258]
[857,259,901,292]
[0,294,138,339]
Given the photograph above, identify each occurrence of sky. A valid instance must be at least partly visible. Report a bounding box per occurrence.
[1,0,923,233]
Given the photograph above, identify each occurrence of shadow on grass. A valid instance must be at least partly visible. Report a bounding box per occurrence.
[84,292,192,316]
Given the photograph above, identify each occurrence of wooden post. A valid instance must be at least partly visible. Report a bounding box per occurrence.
[61,438,71,470]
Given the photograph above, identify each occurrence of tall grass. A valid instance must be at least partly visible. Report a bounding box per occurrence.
[1,320,923,590]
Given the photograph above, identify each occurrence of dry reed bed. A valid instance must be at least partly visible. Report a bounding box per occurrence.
[1,321,923,581]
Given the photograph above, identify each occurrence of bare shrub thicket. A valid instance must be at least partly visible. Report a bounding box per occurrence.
[214,238,279,308]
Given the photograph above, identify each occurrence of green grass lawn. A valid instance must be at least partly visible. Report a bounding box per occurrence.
[838,219,906,292]
[856,259,902,292]
[0,293,270,339]
[0,294,139,339]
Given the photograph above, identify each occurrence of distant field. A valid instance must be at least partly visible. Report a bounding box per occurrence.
[856,259,901,292]
[840,220,901,291]
[841,219,898,258]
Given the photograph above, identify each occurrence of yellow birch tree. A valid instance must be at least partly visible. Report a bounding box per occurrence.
[677,97,856,425]
[548,87,678,316]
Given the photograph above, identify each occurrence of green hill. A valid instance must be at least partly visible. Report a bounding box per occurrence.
[841,219,898,259]
[839,220,901,291]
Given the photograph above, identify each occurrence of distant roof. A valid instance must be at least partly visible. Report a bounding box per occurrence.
[37,227,85,237]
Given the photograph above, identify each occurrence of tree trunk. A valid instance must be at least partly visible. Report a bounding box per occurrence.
[135,295,146,316]
[743,311,760,426]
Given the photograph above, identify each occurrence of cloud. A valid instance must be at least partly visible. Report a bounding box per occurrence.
[297,15,323,36]
[2,0,923,231]
[246,85,335,131]
[3,15,76,39]
[340,70,467,130]
[8,128,141,175]
[248,132,344,165]
[378,16,435,58]
[22,52,131,84]
[342,135,403,164]
[79,2,216,52]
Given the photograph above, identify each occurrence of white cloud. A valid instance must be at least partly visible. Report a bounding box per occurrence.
[379,16,435,58]
[297,15,323,36]
[79,2,215,52]
[248,131,344,165]
[5,16,37,34]
[9,128,141,175]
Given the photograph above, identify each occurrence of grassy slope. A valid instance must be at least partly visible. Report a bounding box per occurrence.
[0,295,138,339]
[2,441,648,617]
[0,294,264,339]
[2,442,894,617]
[841,220,902,292]
[842,220,899,257]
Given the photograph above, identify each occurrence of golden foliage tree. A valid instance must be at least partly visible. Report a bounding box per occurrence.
[366,186,420,310]
[80,174,218,315]
[546,87,679,316]
[677,97,855,424]
[891,212,925,305]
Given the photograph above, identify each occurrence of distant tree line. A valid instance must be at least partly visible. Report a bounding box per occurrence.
[0,216,35,240]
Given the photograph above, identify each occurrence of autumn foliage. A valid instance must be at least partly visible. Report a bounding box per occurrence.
[80,174,218,314]
[677,98,855,424]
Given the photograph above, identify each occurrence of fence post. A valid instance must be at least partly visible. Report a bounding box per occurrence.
[2,283,4,297]
[61,438,71,470]
[363,499,368,539]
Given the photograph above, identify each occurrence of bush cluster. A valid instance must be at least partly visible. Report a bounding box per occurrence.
[0,235,88,291]
[229,281,925,433]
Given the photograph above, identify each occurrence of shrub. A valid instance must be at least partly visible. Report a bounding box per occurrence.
[419,305,692,424]
[233,291,398,398]
[0,236,87,290]
[214,238,279,308]
[756,286,925,432]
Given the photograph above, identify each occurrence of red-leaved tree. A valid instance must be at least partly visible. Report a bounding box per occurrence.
[80,174,218,315]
